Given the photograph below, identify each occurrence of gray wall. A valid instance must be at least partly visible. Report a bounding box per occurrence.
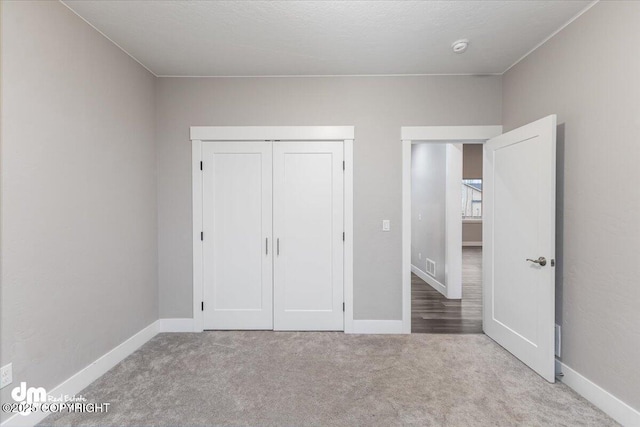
[156,76,502,319]
[462,144,483,244]
[411,144,447,284]
[462,223,482,245]
[0,1,157,415]
[463,144,483,179]
[503,1,640,410]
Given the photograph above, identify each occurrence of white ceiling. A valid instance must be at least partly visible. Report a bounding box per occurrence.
[62,1,594,77]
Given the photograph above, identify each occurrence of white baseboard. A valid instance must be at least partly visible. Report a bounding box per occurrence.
[351,320,405,334]
[159,318,195,332]
[411,264,446,297]
[1,320,160,427]
[556,360,640,427]
[462,241,483,247]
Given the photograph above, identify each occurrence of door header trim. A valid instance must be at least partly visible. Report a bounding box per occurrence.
[401,125,502,142]
[191,126,354,141]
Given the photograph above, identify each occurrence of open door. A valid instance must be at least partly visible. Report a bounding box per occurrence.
[483,115,557,382]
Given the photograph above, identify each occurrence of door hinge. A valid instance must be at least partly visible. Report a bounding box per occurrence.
[342,161,345,171]
[201,231,203,241]
[551,259,555,267]
[342,232,345,241]
[200,161,203,171]
[201,301,204,311]
[343,302,345,312]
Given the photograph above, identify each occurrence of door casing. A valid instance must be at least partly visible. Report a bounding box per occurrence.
[400,125,503,334]
[190,126,355,333]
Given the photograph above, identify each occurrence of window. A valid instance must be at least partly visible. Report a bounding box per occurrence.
[462,179,482,220]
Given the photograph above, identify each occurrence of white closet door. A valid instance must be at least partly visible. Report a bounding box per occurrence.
[202,142,273,330]
[273,142,344,331]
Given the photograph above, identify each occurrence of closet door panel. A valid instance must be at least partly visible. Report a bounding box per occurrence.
[202,142,273,330]
[273,142,344,331]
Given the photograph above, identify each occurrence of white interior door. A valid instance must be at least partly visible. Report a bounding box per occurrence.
[273,142,344,331]
[483,115,557,382]
[202,142,273,330]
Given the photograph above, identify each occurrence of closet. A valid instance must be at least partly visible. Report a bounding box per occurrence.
[201,140,344,331]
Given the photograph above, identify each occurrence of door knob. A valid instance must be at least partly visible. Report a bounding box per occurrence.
[526,257,547,266]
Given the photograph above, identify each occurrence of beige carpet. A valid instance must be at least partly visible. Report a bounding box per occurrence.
[40,332,616,426]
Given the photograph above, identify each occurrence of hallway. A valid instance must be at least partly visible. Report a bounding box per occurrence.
[412,247,482,333]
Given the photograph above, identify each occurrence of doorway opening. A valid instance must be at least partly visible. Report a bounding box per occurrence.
[410,142,484,333]
[400,126,502,334]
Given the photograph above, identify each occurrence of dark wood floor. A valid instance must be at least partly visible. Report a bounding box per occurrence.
[412,247,482,334]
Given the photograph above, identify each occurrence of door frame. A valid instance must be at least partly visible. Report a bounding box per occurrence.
[400,125,502,334]
[190,126,355,333]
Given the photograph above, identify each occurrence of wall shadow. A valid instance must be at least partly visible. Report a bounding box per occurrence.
[555,123,565,332]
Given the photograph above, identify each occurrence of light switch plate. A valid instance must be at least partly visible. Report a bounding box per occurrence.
[382,220,390,231]
[0,363,12,389]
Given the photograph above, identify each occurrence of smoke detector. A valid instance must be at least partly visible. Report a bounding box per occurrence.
[451,39,469,54]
